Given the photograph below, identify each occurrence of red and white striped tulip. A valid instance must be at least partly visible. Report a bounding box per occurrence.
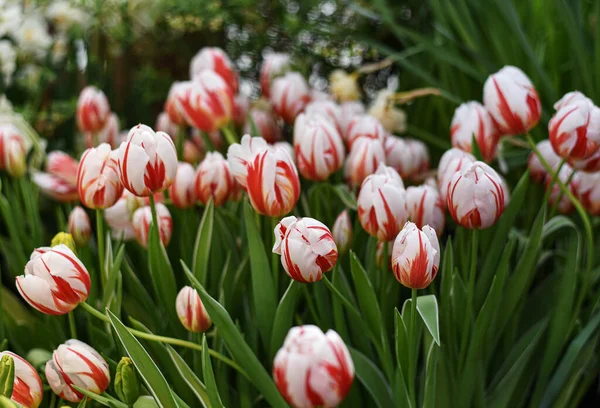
[368,90,407,134]
[233,94,250,127]
[175,286,212,332]
[270,72,311,124]
[549,98,600,160]
[483,65,541,135]
[357,165,408,242]
[546,164,577,214]
[271,141,296,163]
[273,325,354,408]
[553,91,590,111]
[310,88,332,102]
[0,124,29,177]
[132,203,173,248]
[345,115,386,149]
[104,190,144,241]
[76,86,110,134]
[437,148,475,205]
[344,137,386,187]
[228,135,300,217]
[574,171,600,215]
[273,216,338,283]
[447,161,505,229]
[190,47,238,93]
[32,151,79,202]
[168,162,196,208]
[261,53,291,98]
[183,138,203,165]
[45,340,110,403]
[116,124,178,197]
[391,222,440,289]
[244,107,282,144]
[450,101,500,162]
[385,136,430,181]
[16,245,90,315]
[156,112,180,138]
[293,113,345,181]
[164,82,187,126]
[569,149,600,172]
[67,206,91,246]
[332,210,352,253]
[195,152,234,206]
[340,101,365,138]
[0,351,42,408]
[527,140,561,183]
[77,143,124,209]
[406,185,445,236]
[304,100,343,135]
[93,112,120,148]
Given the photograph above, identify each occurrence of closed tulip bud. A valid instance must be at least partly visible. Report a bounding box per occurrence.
[450,101,500,162]
[546,164,577,214]
[190,47,238,93]
[261,53,291,98]
[76,86,110,134]
[94,113,120,148]
[329,69,361,102]
[553,91,590,111]
[132,203,173,248]
[45,340,110,403]
[310,88,332,102]
[50,233,76,253]
[527,140,561,183]
[0,125,30,177]
[304,100,343,135]
[175,286,212,332]
[483,65,541,135]
[77,144,124,209]
[104,191,141,241]
[168,162,196,208]
[244,107,282,143]
[67,207,91,246]
[549,98,600,160]
[344,137,386,187]
[16,245,90,315]
[273,216,338,283]
[233,95,250,127]
[0,352,42,408]
[272,141,295,162]
[116,124,178,197]
[573,171,600,215]
[340,101,365,138]
[195,152,234,206]
[183,139,204,164]
[391,222,440,289]
[270,72,311,124]
[447,161,505,229]
[569,149,600,172]
[164,82,186,126]
[273,325,354,408]
[385,136,430,181]
[345,115,386,149]
[332,210,352,253]
[228,135,300,217]
[114,357,140,405]
[357,164,408,241]
[32,151,78,202]
[293,113,345,181]
[156,112,180,138]
[437,148,475,205]
[406,185,445,236]
[368,90,407,134]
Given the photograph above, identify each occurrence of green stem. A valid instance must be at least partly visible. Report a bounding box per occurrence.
[18,177,42,246]
[322,275,362,319]
[200,131,215,152]
[222,124,238,146]
[458,228,479,370]
[68,311,77,339]
[176,126,185,161]
[408,288,418,406]
[302,285,322,327]
[271,217,280,295]
[96,209,106,287]
[542,158,565,205]
[549,165,575,219]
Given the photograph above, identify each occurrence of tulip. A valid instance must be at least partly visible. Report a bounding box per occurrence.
[270,72,311,124]
[273,325,354,408]
[67,206,91,246]
[244,107,282,144]
[168,162,196,209]
[116,124,178,197]
[345,114,386,149]
[483,65,541,135]
[32,151,78,202]
[344,137,386,187]
[183,138,204,164]
[573,171,600,215]
[175,286,212,332]
[228,135,300,217]
[332,210,352,253]
[76,86,110,134]
[293,113,345,181]
[304,100,343,135]
[272,141,295,162]
[569,149,600,172]
[16,245,90,315]
[553,91,590,111]
[50,233,76,253]
[260,53,291,98]
[0,352,42,408]
[447,161,505,229]
[368,90,407,134]
[273,216,338,283]
[0,125,29,177]
[132,203,173,248]
[195,152,234,206]
[385,136,430,181]
[310,88,332,102]
[94,113,120,148]
[450,101,500,162]
[527,140,561,183]
[190,47,238,93]
[406,185,445,236]
[104,191,143,241]
[436,148,475,205]
[156,112,179,138]
[357,164,408,241]
[391,222,440,289]
[77,143,124,209]
[164,82,186,126]
[114,357,140,405]
[233,94,250,127]
[329,69,360,102]
[546,164,577,214]
[549,98,600,160]
[45,340,110,403]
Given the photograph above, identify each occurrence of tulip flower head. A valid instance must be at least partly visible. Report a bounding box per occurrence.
[76,86,110,134]
[553,91,590,111]
[437,148,475,205]
[329,69,361,102]
[67,206,91,246]
[104,190,144,240]
[569,149,600,172]
[164,82,187,126]
[16,245,90,315]
[156,111,180,138]
[406,185,445,236]
[261,52,291,98]
[574,171,600,215]
[94,113,120,148]
[344,137,386,187]
[345,114,386,149]
[273,325,354,408]
[304,100,343,135]
[270,72,311,124]
[527,140,561,183]
[546,164,577,214]
[340,101,365,138]
[0,351,43,408]
[391,222,440,289]
[244,107,282,143]
[195,152,234,206]
[0,124,30,177]
[332,210,352,253]
[77,143,124,209]
[176,286,212,332]
[450,101,500,162]
[190,46,238,93]
[385,136,430,181]
[32,151,79,202]
[132,203,173,248]
[168,162,196,208]
[549,98,600,160]
[273,216,338,283]
[368,90,407,134]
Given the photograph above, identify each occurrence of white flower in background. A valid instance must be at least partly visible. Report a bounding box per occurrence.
[0,40,16,86]
[46,1,89,32]
[0,2,22,38]
[13,13,52,59]
[51,33,69,64]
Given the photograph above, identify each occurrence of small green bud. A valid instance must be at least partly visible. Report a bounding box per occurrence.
[0,356,14,399]
[115,357,140,405]
[50,232,77,253]
[0,396,17,408]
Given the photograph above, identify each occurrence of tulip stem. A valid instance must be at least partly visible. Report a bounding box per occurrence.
[458,228,479,371]
[408,288,418,406]
[176,126,185,161]
[68,311,77,339]
[222,124,238,146]
[96,209,106,287]
[549,165,575,219]
[271,217,279,294]
[542,158,565,206]
[79,302,249,379]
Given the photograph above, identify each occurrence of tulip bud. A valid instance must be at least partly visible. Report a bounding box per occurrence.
[368,90,407,134]
[345,115,386,150]
[573,171,600,215]
[340,101,365,138]
[45,340,110,403]
[32,151,79,203]
[447,161,505,229]
[77,143,124,209]
[0,125,30,177]
[293,113,345,181]
[273,216,338,283]
[270,72,311,124]
[114,357,140,405]
[272,141,295,162]
[344,137,386,187]
[437,148,475,205]
[261,53,291,98]
[76,86,110,134]
[310,88,332,101]
[554,91,590,111]
[332,210,352,254]
[16,245,90,314]
[233,95,250,127]
[527,140,561,183]
[569,149,600,172]
[164,82,186,126]
[391,222,440,289]
[156,112,180,139]
[0,352,42,408]
[175,286,212,332]
[94,113,120,148]
[50,232,77,253]
[0,355,14,399]
[304,100,343,135]
[549,98,600,160]
[385,136,430,181]
[168,162,196,209]
[104,191,142,241]
[273,325,354,408]
[244,106,282,143]
[190,47,238,93]
[116,124,178,197]
[227,135,300,217]
[329,69,361,102]
[450,101,500,162]
[132,203,173,248]
[546,164,577,214]
[406,185,445,236]
[195,152,234,207]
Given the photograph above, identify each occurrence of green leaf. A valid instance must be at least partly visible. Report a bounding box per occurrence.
[333,184,358,211]
[103,243,126,310]
[349,347,394,408]
[393,310,411,407]
[192,200,214,287]
[71,386,128,408]
[422,343,439,408]
[416,295,440,346]
[470,133,483,161]
[165,346,210,408]
[202,335,224,408]
[107,310,179,408]
[270,280,302,358]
